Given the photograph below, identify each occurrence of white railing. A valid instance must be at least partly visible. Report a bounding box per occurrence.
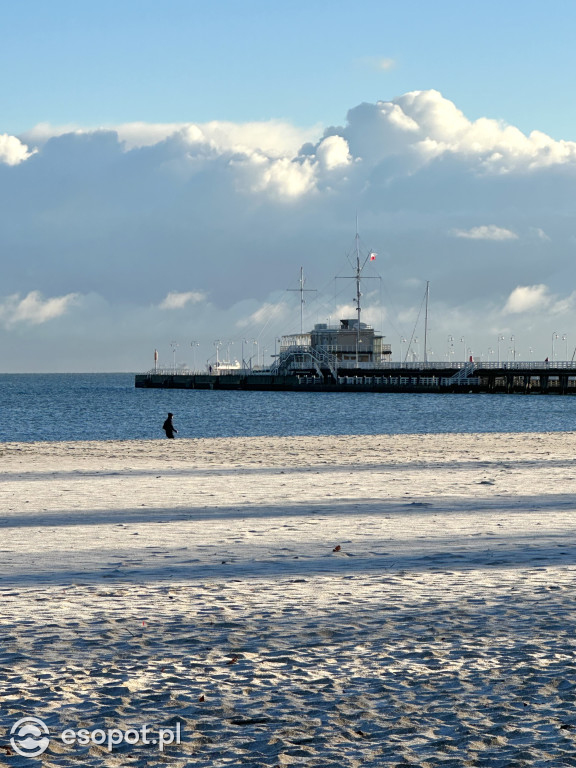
[145,360,576,377]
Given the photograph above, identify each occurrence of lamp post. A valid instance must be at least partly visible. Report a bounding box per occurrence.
[510,335,516,362]
[190,341,199,372]
[562,333,568,361]
[241,339,248,370]
[552,332,559,361]
[170,341,178,373]
[447,335,454,362]
[497,335,505,365]
[252,339,258,370]
[213,339,222,369]
[400,337,406,364]
[460,336,466,362]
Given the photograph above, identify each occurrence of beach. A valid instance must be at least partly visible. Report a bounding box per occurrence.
[1,432,576,766]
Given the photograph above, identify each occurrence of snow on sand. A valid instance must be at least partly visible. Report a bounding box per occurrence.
[1,433,576,766]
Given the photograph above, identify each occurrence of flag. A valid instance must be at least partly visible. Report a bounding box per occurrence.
[369,252,376,261]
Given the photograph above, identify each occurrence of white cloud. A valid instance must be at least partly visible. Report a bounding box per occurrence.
[23,119,319,156]
[530,227,551,242]
[159,291,206,309]
[316,135,352,170]
[361,56,396,71]
[9,90,576,370]
[503,285,551,314]
[451,225,519,241]
[232,152,317,198]
[236,301,289,329]
[0,291,79,327]
[0,134,34,165]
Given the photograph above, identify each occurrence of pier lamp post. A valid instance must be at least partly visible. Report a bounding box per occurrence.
[488,347,494,361]
[447,335,454,362]
[225,340,234,364]
[170,342,179,373]
[529,347,534,361]
[190,341,199,372]
[242,339,248,370]
[497,335,505,365]
[562,334,568,361]
[213,340,222,369]
[400,337,406,364]
[552,332,559,361]
[460,336,466,362]
[510,335,516,362]
[252,340,259,370]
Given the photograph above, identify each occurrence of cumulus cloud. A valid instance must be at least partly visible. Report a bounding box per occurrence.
[451,225,519,241]
[8,90,576,370]
[316,135,352,170]
[159,291,206,310]
[23,118,319,156]
[0,291,79,327]
[503,285,551,314]
[0,134,34,165]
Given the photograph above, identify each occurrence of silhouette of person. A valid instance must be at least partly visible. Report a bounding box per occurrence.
[162,412,177,439]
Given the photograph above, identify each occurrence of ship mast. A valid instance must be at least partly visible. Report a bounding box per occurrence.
[349,217,377,365]
[287,267,316,334]
[424,280,430,364]
[354,226,362,364]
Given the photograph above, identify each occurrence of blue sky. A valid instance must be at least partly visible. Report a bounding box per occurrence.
[3,0,576,138]
[3,0,576,371]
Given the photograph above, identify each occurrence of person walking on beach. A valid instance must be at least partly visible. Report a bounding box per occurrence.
[162,412,177,439]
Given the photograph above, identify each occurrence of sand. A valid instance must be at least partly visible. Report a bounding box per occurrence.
[1,432,576,767]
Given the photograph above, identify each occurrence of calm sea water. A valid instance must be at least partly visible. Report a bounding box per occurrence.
[2,373,576,443]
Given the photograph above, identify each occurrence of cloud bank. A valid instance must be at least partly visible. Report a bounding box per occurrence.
[3,89,576,371]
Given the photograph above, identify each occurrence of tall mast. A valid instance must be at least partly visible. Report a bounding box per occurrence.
[354,221,362,364]
[424,280,429,364]
[287,267,316,334]
[337,218,379,366]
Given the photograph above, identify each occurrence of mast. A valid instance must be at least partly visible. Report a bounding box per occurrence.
[287,267,316,334]
[355,227,362,362]
[424,280,429,364]
[337,218,379,365]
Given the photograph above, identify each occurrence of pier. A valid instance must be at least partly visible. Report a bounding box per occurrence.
[135,361,576,394]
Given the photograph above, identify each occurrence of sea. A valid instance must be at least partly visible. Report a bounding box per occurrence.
[2,373,576,443]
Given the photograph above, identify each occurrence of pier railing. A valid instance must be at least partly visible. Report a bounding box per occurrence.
[146,360,576,377]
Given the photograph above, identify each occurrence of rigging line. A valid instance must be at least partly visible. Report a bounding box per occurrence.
[404,288,427,363]
[379,275,412,339]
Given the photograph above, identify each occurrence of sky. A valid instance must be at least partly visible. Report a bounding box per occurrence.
[3,0,576,371]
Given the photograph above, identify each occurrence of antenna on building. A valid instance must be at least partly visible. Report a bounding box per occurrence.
[287,267,316,334]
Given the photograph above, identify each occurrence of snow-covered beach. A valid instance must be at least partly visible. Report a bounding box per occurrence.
[2,433,576,766]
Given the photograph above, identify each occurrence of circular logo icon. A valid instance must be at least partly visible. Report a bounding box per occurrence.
[10,717,50,757]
